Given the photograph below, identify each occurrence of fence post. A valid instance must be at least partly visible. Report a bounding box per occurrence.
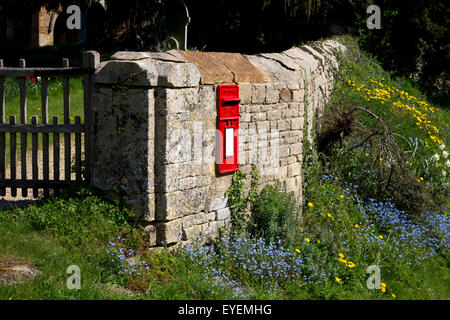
[19,58,27,197]
[82,51,100,183]
[0,59,5,196]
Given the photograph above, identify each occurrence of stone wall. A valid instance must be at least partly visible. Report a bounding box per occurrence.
[91,39,346,247]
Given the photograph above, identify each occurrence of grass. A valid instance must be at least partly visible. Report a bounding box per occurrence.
[0,185,141,299]
[3,76,84,121]
[0,35,449,300]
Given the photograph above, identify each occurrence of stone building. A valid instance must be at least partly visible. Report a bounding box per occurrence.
[0,1,106,48]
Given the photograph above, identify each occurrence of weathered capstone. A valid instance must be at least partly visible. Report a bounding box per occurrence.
[245,54,302,89]
[260,52,303,72]
[177,51,234,84]
[208,52,270,83]
[111,51,153,60]
[94,59,201,87]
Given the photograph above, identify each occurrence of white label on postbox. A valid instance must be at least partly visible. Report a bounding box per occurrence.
[225,127,234,158]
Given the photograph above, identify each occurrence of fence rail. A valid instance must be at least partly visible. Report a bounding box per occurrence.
[0,51,99,198]
[0,67,94,77]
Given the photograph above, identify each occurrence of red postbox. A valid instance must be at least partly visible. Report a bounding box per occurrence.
[216,84,240,174]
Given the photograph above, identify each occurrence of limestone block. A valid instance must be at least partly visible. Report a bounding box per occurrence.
[198,85,216,111]
[209,197,228,211]
[286,177,296,191]
[208,221,220,235]
[216,207,231,221]
[265,85,280,104]
[277,120,289,131]
[245,55,301,89]
[179,188,207,216]
[207,212,216,222]
[144,224,157,247]
[301,45,326,69]
[287,162,301,177]
[111,51,153,60]
[163,61,202,87]
[268,110,281,121]
[163,88,200,114]
[277,165,288,179]
[280,89,292,102]
[287,156,297,164]
[290,143,303,155]
[291,118,304,130]
[178,176,197,190]
[182,225,202,240]
[208,51,270,83]
[292,89,304,102]
[239,83,252,105]
[182,215,195,228]
[94,59,201,87]
[279,145,289,158]
[157,191,183,221]
[270,121,278,131]
[240,112,251,122]
[192,212,208,225]
[156,218,182,245]
[177,51,233,84]
[251,83,266,104]
[289,102,305,118]
[260,52,302,71]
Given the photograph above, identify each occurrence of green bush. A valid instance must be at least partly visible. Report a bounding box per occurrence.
[249,182,299,244]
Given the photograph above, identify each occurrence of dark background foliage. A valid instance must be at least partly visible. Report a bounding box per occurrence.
[0,0,448,101]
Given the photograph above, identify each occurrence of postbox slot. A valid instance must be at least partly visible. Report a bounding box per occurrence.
[221,97,241,106]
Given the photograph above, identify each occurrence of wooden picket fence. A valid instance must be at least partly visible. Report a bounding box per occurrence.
[0,51,99,198]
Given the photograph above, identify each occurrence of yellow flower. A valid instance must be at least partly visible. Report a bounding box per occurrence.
[295,248,301,254]
[317,239,321,244]
[381,282,386,288]
[338,253,344,259]
[381,287,386,293]
[355,224,360,229]
[378,235,384,239]
[299,226,303,232]
[305,238,310,243]
[307,202,314,208]
[335,277,341,283]
[327,213,332,218]
[340,194,345,199]
[391,293,396,298]
[347,261,356,268]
